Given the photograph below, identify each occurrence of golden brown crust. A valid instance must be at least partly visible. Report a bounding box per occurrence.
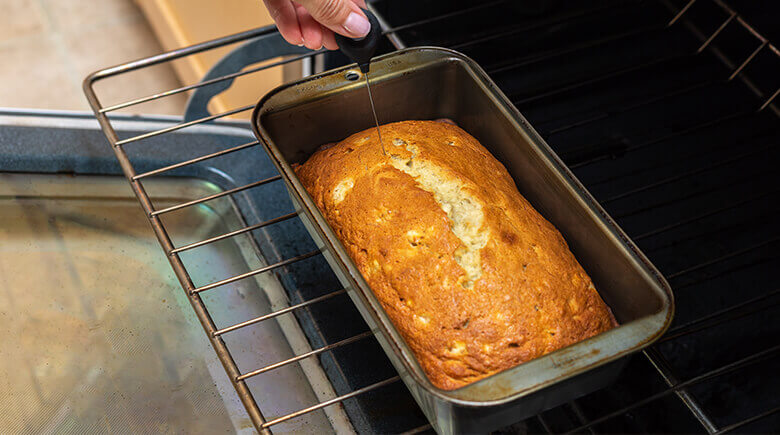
[296,120,616,390]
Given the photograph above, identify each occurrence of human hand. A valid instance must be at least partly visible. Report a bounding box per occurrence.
[263,0,370,51]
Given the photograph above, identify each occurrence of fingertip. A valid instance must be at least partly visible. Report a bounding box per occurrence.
[296,5,323,50]
[280,29,304,46]
[341,8,370,38]
[321,28,339,50]
[304,38,322,51]
[266,0,304,45]
[298,0,369,39]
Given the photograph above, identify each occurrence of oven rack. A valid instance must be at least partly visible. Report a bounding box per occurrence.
[82,0,778,433]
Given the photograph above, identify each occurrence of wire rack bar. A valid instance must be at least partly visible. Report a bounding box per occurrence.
[759,86,780,112]
[675,254,779,292]
[489,24,662,76]
[567,344,780,433]
[647,205,763,247]
[512,0,779,121]
[728,40,767,81]
[514,53,688,109]
[644,223,770,264]
[647,348,719,433]
[556,75,766,153]
[712,405,780,435]
[584,122,775,189]
[262,375,401,429]
[661,288,780,343]
[214,289,347,336]
[569,110,746,169]
[666,238,778,280]
[381,0,508,34]
[612,164,772,220]
[193,249,320,294]
[712,2,775,105]
[238,331,374,381]
[536,414,554,433]
[115,104,255,146]
[399,423,433,435]
[535,414,555,434]
[370,3,404,49]
[713,0,780,56]
[696,11,736,53]
[601,144,772,203]
[644,214,773,257]
[656,223,775,264]
[133,140,260,180]
[86,26,278,82]
[669,250,776,288]
[171,212,297,254]
[543,79,718,136]
[567,402,597,435]
[101,50,325,114]
[670,0,780,115]
[667,0,698,26]
[150,175,280,216]
[449,1,633,51]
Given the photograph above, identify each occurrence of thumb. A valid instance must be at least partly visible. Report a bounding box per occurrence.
[296,0,371,39]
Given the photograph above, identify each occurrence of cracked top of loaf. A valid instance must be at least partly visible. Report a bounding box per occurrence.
[295,120,617,390]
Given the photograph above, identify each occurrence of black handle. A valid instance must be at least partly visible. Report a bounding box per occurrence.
[335,8,382,73]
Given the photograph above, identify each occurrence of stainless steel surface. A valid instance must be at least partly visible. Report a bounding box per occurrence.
[252,47,674,433]
[0,173,333,433]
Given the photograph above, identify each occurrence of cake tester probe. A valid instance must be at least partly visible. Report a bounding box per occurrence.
[335,8,386,155]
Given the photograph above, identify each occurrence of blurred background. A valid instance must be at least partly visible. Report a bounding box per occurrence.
[0,0,289,116]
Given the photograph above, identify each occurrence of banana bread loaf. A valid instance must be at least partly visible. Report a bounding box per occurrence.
[295,120,617,390]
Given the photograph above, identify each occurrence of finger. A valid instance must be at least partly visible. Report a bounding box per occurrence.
[352,0,367,9]
[295,4,323,50]
[296,0,370,38]
[264,0,303,45]
[321,27,339,50]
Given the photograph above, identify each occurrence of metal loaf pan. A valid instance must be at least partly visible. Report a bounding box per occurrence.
[252,47,674,434]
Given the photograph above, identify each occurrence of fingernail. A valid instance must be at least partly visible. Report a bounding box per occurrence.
[343,12,370,37]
